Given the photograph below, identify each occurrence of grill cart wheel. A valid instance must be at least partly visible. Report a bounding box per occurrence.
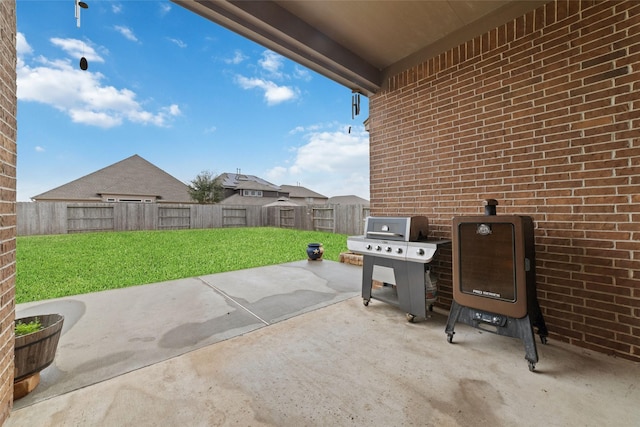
[406,313,416,323]
[363,299,370,306]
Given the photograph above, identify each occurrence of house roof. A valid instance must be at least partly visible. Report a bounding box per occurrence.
[32,154,193,203]
[216,173,280,191]
[216,173,329,203]
[280,185,326,200]
[327,195,369,205]
[173,1,547,96]
[234,181,279,192]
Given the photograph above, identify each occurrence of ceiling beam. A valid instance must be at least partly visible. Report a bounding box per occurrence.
[173,0,381,95]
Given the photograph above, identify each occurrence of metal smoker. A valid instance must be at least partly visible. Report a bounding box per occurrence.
[444,199,548,371]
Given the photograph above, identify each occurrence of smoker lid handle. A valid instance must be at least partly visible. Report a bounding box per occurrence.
[367,231,404,238]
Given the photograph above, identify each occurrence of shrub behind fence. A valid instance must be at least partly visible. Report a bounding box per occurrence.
[17,202,370,236]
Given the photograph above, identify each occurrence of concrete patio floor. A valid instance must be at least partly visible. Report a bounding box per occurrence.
[7,260,640,426]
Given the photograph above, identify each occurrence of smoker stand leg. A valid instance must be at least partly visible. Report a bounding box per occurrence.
[514,315,539,371]
[444,301,464,343]
[530,298,549,345]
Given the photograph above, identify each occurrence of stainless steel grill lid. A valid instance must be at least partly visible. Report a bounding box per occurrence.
[364,216,429,242]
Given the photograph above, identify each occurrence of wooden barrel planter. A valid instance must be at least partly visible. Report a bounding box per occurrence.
[14,314,64,383]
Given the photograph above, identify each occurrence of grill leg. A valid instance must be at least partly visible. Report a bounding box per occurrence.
[361,255,374,304]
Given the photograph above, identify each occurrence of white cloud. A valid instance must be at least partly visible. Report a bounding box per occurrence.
[114,26,138,42]
[16,33,32,58]
[235,76,298,105]
[259,50,284,77]
[167,38,187,48]
[17,34,181,129]
[225,50,247,65]
[266,166,287,181]
[290,130,369,173]
[288,123,323,135]
[293,66,312,82]
[127,104,180,126]
[232,49,308,105]
[35,146,45,153]
[50,37,104,63]
[159,3,171,16]
[112,3,122,14]
[165,104,181,116]
[69,109,122,127]
[265,126,370,199]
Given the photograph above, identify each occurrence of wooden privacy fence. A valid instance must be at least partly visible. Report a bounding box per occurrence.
[17,202,370,236]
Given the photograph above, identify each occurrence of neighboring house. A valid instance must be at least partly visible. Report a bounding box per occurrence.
[32,154,194,204]
[280,185,328,205]
[327,195,369,206]
[216,172,286,206]
[216,172,328,206]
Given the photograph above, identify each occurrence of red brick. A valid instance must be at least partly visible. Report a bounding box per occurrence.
[372,0,640,362]
[584,335,631,355]
[0,0,17,421]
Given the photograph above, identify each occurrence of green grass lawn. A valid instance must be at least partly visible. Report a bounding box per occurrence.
[16,227,348,304]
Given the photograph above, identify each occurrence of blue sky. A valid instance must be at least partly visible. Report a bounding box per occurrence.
[15,1,370,202]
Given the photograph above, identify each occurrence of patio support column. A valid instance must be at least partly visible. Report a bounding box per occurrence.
[0,0,18,422]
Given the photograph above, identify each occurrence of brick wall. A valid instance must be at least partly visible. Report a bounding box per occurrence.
[369,0,640,362]
[0,0,16,422]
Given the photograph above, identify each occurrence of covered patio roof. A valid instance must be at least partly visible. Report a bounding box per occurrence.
[172,0,548,96]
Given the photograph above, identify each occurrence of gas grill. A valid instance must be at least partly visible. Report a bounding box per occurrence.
[347,216,449,322]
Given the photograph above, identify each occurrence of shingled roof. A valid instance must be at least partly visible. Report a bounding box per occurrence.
[32,155,193,203]
[216,173,280,191]
[279,185,326,200]
[327,195,369,205]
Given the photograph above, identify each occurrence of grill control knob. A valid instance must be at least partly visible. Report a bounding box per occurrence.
[396,248,403,254]
[375,245,382,251]
[417,248,425,256]
[385,246,392,252]
[365,244,372,250]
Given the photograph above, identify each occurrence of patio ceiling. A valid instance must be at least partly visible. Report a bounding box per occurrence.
[172,0,548,96]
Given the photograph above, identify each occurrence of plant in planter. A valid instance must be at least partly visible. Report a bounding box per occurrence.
[13,314,64,400]
[15,318,43,337]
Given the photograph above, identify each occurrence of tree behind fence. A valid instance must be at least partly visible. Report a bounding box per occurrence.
[17,202,370,236]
